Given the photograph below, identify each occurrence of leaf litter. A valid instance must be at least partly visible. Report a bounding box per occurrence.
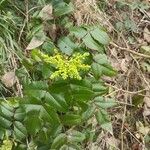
[73,0,150,149]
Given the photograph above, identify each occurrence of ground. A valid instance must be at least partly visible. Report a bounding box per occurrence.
[74,0,150,149]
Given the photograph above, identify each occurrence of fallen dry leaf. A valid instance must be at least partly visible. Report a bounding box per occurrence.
[48,24,57,41]
[143,105,150,117]
[39,4,53,20]
[136,121,150,136]
[131,143,142,150]
[111,58,128,72]
[144,27,150,43]
[144,96,150,108]
[106,136,120,149]
[111,59,120,71]
[143,92,150,116]
[1,71,17,88]
[43,23,57,41]
[26,32,46,50]
[120,59,128,72]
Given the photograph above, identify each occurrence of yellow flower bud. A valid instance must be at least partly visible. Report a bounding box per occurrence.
[0,139,13,150]
[36,50,90,80]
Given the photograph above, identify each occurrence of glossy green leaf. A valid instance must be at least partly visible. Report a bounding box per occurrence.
[14,121,27,140]
[24,89,46,100]
[70,84,94,102]
[102,64,117,76]
[82,34,104,52]
[92,83,108,94]
[70,27,87,38]
[0,102,14,112]
[67,130,86,143]
[91,63,102,79]
[61,114,82,125]
[90,27,110,45]
[58,37,77,55]
[24,81,48,90]
[52,94,68,111]
[41,63,53,79]
[82,105,96,120]
[0,127,5,140]
[54,2,73,16]
[0,105,13,120]
[49,81,71,105]
[94,97,117,109]
[92,54,117,77]
[51,133,67,149]
[24,104,42,114]
[70,79,92,89]
[45,92,68,112]
[93,53,109,65]
[25,115,42,135]
[42,104,60,126]
[0,116,12,128]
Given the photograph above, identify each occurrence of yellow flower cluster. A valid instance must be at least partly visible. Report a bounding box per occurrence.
[0,139,13,150]
[37,50,90,80]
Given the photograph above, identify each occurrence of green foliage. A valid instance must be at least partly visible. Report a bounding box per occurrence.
[70,26,110,52]
[0,0,117,149]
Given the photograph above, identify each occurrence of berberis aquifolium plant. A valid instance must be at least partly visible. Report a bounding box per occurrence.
[0,1,117,149]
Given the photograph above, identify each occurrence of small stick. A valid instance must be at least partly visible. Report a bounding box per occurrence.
[110,42,150,59]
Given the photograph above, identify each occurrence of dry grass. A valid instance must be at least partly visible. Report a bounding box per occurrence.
[73,0,113,31]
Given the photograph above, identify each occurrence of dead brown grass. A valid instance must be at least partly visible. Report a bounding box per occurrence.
[73,0,113,31]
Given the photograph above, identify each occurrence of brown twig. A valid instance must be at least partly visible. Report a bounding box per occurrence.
[110,42,150,59]
[105,83,148,95]
[130,54,150,90]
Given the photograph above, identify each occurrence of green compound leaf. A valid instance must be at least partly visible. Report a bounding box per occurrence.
[24,81,68,112]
